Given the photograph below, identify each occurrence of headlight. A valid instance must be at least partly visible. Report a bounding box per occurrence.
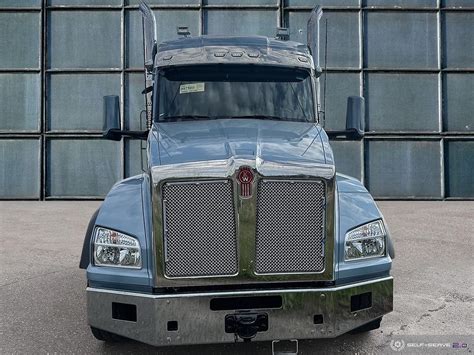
[344,220,386,261]
[93,227,142,268]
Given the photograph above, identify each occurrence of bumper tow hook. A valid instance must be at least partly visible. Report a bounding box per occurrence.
[225,313,268,342]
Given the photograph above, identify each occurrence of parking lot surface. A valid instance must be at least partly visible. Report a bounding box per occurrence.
[0,201,473,354]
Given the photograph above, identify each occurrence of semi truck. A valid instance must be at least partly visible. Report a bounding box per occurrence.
[79,2,394,351]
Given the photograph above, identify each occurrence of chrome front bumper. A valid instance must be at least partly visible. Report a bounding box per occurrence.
[87,276,393,347]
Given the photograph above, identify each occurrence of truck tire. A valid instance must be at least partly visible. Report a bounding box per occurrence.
[90,327,127,342]
[349,317,382,334]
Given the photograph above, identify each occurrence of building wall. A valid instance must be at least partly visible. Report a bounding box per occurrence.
[0,0,472,199]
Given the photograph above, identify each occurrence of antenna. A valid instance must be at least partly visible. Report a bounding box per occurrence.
[322,19,328,128]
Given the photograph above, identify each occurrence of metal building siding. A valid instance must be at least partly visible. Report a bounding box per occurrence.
[0,1,472,199]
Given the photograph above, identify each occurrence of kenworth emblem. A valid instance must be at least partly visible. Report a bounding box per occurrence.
[237,166,254,198]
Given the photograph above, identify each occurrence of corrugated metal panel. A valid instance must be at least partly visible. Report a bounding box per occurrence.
[0,74,41,132]
[366,139,443,198]
[0,1,472,199]
[445,140,474,198]
[46,139,121,197]
[365,73,440,132]
[0,12,40,69]
[47,74,121,131]
[0,139,41,199]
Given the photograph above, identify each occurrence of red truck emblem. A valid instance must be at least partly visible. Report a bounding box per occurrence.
[237,166,254,198]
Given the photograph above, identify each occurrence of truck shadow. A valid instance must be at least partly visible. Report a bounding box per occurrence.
[97,332,379,354]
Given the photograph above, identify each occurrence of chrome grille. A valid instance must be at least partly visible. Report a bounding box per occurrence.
[162,180,238,278]
[255,180,326,274]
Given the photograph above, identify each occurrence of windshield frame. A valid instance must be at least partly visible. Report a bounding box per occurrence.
[153,64,318,123]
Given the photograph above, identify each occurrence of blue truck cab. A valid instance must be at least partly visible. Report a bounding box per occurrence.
[79,3,394,348]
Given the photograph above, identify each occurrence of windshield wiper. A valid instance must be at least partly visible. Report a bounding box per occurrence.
[161,115,214,121]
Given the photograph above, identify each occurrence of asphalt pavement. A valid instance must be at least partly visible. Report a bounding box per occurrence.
[0,201,473,354]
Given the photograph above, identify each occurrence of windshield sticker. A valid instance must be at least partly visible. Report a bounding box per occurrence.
[180,83,205,94]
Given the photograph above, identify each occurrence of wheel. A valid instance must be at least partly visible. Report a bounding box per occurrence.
[349,317,382,334]
[90,326,127,342]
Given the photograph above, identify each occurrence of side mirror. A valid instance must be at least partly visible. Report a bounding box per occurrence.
[345,96,365,139]
[103,95,121,141]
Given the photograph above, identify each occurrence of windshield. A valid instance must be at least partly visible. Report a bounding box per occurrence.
[156,65,315,122]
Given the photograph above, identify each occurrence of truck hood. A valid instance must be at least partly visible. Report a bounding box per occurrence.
[149,119,335,179]
[151,118,331,163]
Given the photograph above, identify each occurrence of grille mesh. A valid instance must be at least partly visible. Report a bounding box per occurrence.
[162,180,238,278]
[255,180,326,274]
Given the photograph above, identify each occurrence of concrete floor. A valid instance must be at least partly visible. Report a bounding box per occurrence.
[0,201,473,354]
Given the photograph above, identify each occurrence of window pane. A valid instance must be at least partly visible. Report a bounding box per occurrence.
[365,0,437,7]
[366,140,442,197]
[0,13,39,69]
[48,74,121,131]
[158,65,315,122]
[366,73,439,132]
[0,74,40,132]
[442,0,474,7]
[125,73,145,131]
[321,73,361,131]
[446,141,474,197]
[364,12,438,69]
[285,0,359,5]
[48,0,121,4]
[0,0,40,6]
[205,0,276,5]
[444,74,474,132]
[48,11,121,69]
[47,139,121,197]
[330,140,362,180]
[126,0,199,4]
[442,12,474,69]
[287,11,360,68]
[0,139,40,198]
[204,10,277,37]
